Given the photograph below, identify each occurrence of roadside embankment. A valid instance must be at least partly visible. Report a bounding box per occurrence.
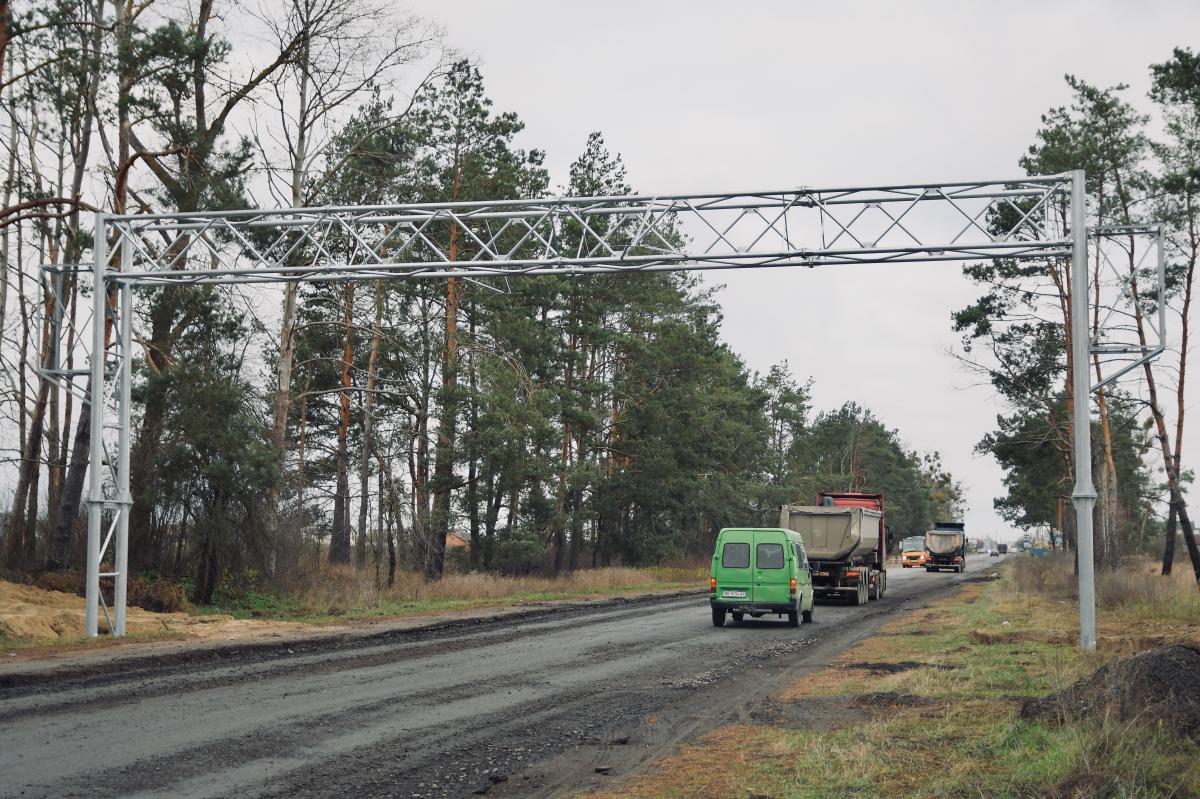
[0,563,704,658]
[587,555,1200,799]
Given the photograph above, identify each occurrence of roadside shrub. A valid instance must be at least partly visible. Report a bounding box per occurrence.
[32,569,85,596]
[1007,552,1200,622]
[127,575,189,613]
[491,535,544,576]
[1008,551,1078,601]
[1096,561,1200,621]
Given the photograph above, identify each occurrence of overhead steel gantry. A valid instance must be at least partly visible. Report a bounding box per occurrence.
[43,171,1166,650]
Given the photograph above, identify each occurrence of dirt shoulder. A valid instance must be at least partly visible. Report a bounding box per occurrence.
[0,578,700,676]
[583,562,1200,799]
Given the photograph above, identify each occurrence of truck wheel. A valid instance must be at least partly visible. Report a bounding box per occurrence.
[731,612,744,623]
[856,581,867,606]
[711,608,726,627]
[869,575,880,601]
[787,609,800,627]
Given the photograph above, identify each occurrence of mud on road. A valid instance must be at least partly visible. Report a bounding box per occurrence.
[0,557,998,798]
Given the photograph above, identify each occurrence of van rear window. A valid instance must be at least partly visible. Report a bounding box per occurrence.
[721,542,750,568]
[756,543,785,569]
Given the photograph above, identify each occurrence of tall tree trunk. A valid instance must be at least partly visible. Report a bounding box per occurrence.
[11,301,55,565]
[427,173,463,581]
[554,324,576,575]
[374,468,383,589]
[329,282,355,564]
[1090,231,1121,568]
[356,281,383,568]
[568,334,592,572]
[0,0,9,88]
[1165,192,1196,573]
[411,298,432,572]
[465,297,481,569]
[266,46,313,564]
[6,234,31,566]
[482,466,503,569]
[1163,501,1178,576]
[372,445,403,589]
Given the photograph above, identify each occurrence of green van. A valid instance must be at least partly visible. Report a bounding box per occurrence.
[710,528,815,627]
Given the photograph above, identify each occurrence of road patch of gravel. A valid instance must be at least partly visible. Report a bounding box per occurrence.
[664,636,817,688]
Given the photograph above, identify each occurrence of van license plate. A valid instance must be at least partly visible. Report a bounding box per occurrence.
[721,590,746,598]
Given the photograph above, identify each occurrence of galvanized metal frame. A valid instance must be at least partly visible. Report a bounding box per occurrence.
[1087,224,1167,392]
[47,171,1157,650]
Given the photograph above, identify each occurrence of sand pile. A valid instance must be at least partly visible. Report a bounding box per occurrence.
[0,579,301,642]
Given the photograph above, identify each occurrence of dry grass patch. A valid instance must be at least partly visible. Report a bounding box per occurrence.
[206,563,707,622]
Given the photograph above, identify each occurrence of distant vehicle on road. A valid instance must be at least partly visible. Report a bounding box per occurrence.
[996,543,1008,555]
[925,521,967,573]
[710,528,815,627]
[901,535,927,568]
[989,549,1000,557]
[780,492,889,605]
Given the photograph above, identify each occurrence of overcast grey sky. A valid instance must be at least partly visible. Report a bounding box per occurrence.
[405,0,1200,542]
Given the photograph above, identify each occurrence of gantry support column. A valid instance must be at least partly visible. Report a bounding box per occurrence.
[113,236,134,636]
[1069,169,1097,651]
[84,215,107,636]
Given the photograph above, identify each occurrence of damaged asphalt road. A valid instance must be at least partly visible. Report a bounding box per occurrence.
[0,557,997,798]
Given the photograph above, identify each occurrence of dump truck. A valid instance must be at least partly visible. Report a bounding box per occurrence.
[779,491,888,605]
[925,521,967,573]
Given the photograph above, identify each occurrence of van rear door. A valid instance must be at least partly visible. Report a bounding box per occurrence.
[753,530,791,605]
[716,530,754,602]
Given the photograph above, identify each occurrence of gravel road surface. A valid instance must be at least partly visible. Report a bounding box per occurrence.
[0,555,1001,798]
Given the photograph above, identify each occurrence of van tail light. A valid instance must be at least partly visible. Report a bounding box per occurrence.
[953,556,963,563]
[710,577,716,594]
[789,578,797,595]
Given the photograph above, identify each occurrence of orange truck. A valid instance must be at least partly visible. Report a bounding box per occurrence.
[900,536,928,568]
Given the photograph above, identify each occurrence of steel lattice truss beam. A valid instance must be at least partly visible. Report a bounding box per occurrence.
[102,176,1073,286]
[1088,224,1166,392]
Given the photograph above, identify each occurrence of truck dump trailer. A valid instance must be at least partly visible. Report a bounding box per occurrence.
[925,521,967,573]
[779,492,888,605]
